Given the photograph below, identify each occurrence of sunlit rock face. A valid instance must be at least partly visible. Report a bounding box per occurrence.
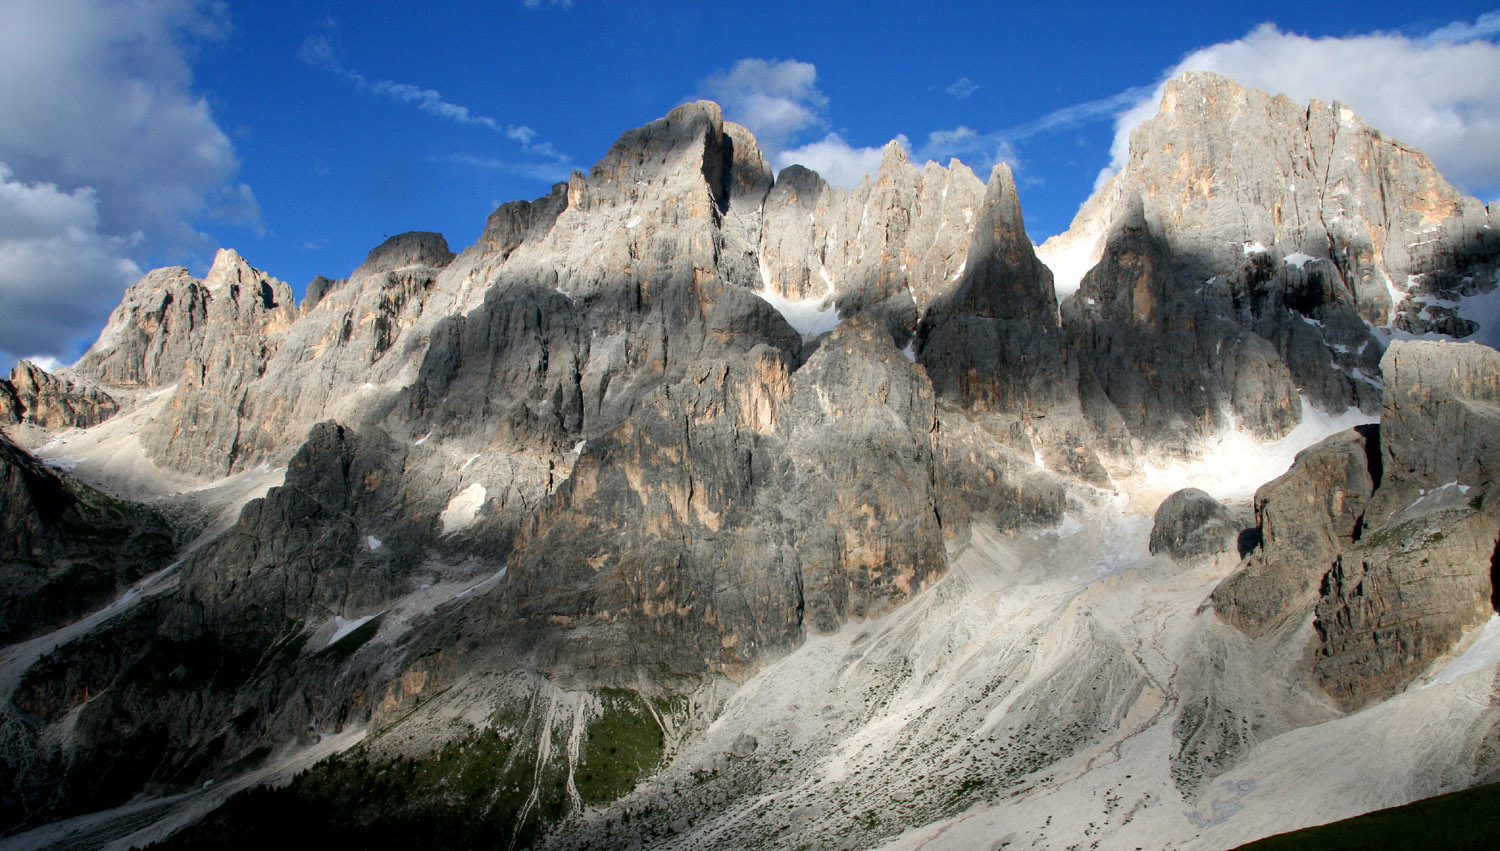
[3,71,1500,851]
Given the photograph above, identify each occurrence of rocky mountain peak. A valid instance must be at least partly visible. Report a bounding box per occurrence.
[202,248,258,291]
[7,77,1500,851]
[350,231,456,279]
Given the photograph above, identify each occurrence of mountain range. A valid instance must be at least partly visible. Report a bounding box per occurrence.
[2,70,1500,850]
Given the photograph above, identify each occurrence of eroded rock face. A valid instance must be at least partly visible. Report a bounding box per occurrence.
[1063,196,1303,453]
[74,266,212,389]
[1210,426,1378,635]
[1047,71,1497,450]
[0,434,174,644]
[444,317,947,690]
[0,361,117,430]
[1313,341,1500,710]
[917,164,1068,428]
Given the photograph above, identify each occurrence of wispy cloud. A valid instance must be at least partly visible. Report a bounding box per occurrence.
[915,84,1153,176]
[299,33,568,163]
[1423,9,1500,43]
[945,77,978,99]
[522,0,573,8]
[434,153,573,183]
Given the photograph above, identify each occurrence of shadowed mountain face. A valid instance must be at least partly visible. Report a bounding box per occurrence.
[2,72,1500,850]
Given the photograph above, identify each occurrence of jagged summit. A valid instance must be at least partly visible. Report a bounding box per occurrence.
[3,74,1500,851]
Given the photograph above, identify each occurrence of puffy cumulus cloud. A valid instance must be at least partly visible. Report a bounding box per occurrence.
[0,164,142,364]
[1103,18,1500,198]
[776,134,908,191]
[699,58,828,155]
[0,0,253,365]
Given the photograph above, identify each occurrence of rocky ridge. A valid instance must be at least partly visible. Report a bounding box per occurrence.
[0,71,1498,850]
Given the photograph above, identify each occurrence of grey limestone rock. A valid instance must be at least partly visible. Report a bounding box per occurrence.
[1061,193,1304,454]
[1313,341,1500,709]
[917,164,1067,421]
[0,432,174,644]
[0,360,118,431]
[1149,487,1243,562]
[1046,71,1497,441]
[1210,426,1378,635]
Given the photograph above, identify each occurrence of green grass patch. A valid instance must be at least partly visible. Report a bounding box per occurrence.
[576,688,666,803]
[149,685,672,851]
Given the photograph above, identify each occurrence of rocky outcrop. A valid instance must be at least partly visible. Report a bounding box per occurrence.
[443,316,947,690]
[917,164,1068,423]
[1313,341,1500,709]
[1149,487,1243,562]
[74,266,212,389]
[1214,340,1500,708]
[133,250,298,478]
[0,433,175,644]
[0,361,117,431]
[1210,425,1379,634]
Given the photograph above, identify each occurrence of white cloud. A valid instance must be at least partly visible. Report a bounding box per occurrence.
[437,153,574,183]
[1103,19,1500,198]
[925,126,980,158]
[300,33,569,163]
[946,77,979,100]
[776,134,904,190]
[699,58,828,155]
[522,0,573,7]
[1424,10,1500,43]
[0,164,142,363]
[0,0,250,366]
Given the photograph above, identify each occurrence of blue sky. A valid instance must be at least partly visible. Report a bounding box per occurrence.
[3,0,1500,370]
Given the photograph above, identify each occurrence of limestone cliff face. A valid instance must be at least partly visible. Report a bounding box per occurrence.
[1210,426,1378,634]
[1210,341,1500,710]
[1313,341,1500,710]
[1048,71,1497,451]
[0,434,174,644]
[0,361,117,431]
[9,74,1500,839]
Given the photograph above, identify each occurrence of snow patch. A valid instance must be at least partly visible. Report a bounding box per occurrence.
[1374,271,1500,351]
[753,287,841,343]
[413,431,431,446]
[42,455,84,473]
[902,342,917,362]
[625,216,641,228]
[366,535,382,551]
[1142,398,1377,502]
[439,483,487,535]
[1037,230,1101,301]
[1428,615,1500,687]
[1283,252,1318,269]
[1242,241,1267,255]
[324,614,377,649]
[454,566,509,600]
